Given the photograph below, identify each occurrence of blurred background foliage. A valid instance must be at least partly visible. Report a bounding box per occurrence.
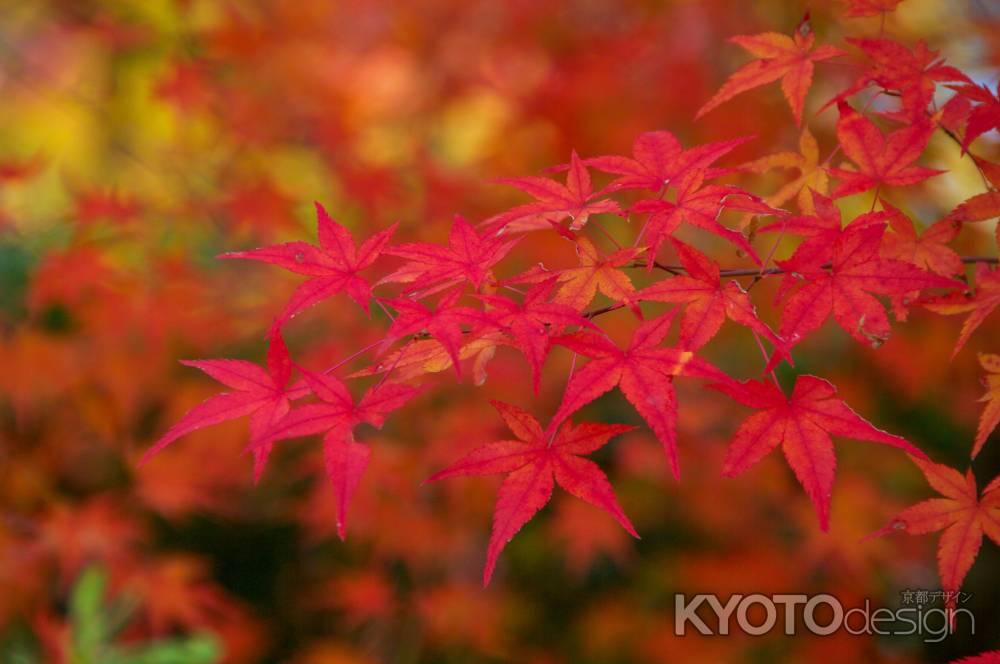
[0,0,998,662]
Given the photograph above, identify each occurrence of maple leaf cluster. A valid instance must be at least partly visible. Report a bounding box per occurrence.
[141,2,1000,600]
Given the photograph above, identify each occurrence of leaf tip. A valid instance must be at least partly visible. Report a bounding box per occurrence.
[482,560,497,587]
[862,520,905,542]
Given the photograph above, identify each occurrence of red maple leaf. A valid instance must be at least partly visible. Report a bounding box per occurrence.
[711,375,926,530]
[477,278,597,393]
[880,200,963,277]
[872,457,1000,607]
[638,239,788,359]
[828,102,943,198]
[777,222,962,348]
[948,191,1000,227]
[696,22,845,126]
[950,158,1000,249]
[923,263,1000,358]
[551,313,730,479]
[428,400,637,585]
[757,190,887,268]
[584,131,752,193]
[221,203,396,330]
[949,82,1000,151]
[631,169,774,264]
[484,151,621,233]
[381,288,497,379]
[833,39,970,119]
[141,333,307,482]
[878,201,963,321]
[382,214,518,295]
[255,368,420,539]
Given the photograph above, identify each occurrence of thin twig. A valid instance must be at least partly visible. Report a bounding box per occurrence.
[625,255,997,279]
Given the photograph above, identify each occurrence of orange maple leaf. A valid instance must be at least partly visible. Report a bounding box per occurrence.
[696,22,845,126]
[741,126,828,215]
[553,237,641,312]
[873,457,1000,608]
[350,332,507,384]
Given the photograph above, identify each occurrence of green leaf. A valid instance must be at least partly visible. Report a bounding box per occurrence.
[113,634,221,664]
[69,566,109,659]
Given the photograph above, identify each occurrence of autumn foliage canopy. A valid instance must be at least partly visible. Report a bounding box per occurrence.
[140,2,1000,602]
[3,0,1000,662]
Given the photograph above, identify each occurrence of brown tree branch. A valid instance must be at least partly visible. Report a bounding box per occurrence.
[626,255,997,279]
